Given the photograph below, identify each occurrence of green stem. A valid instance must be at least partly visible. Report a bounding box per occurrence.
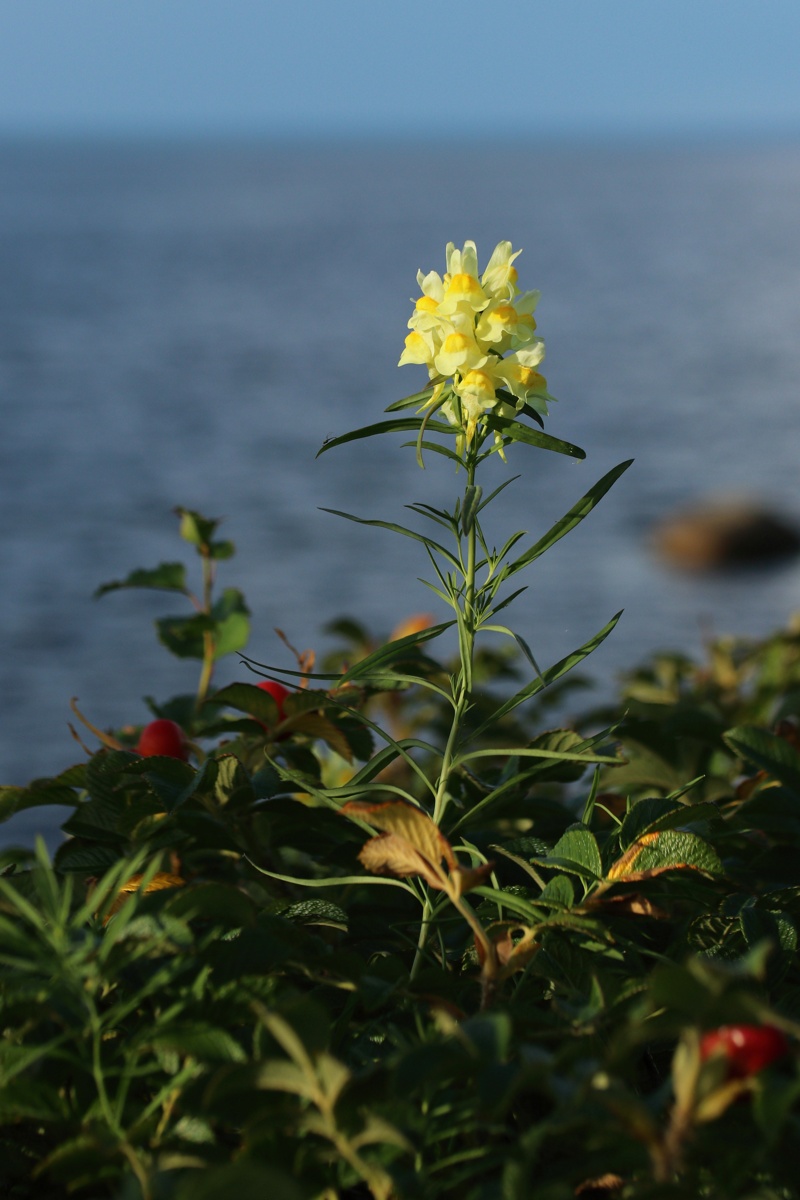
[195,550,215,708]
[432,452,478,827]
[415,449,480,975]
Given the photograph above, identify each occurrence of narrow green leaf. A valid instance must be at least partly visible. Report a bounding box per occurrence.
[468,611,622,740]
[316,416,452,457]
[385,384,441,412]
[461,485,482,535]
[482,414,586,459]
[249,862,419,896]
[320,507,462,572]
[338,620,452,686]
[401,438,464,467]
[478,474,522,512]
[505,460,634,579]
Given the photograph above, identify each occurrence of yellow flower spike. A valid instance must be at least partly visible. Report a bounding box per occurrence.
[399,239,555,450]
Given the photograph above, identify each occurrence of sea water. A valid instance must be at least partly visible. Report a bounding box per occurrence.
[3,135,800,843]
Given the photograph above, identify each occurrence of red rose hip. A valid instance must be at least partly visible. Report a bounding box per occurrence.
[136,719,190,761]
[257,680,290,723]
[699,1024,789,1079]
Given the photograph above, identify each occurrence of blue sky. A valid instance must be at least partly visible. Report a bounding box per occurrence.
[2,0,800,138]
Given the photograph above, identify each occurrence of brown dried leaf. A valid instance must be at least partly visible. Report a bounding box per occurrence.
[481,923,539,975]
[575,1174,625,1198]
[583,892,669,919]
[451,860,495,898]
[358,832,448,890]
[342,799,454,870]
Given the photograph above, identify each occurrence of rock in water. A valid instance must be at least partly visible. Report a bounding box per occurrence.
[652,499,800,570]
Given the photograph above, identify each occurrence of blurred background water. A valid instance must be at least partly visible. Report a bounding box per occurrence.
[3,135,800,842]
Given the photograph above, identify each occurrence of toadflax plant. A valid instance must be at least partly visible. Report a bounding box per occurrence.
[255,239,632,1005]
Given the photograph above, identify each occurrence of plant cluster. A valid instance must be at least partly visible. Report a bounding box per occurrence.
[2,241,800,1199]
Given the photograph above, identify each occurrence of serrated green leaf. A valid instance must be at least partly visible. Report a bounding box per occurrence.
[210,588,251,659]
[0,780,80,822]
[283,898,348,931]
[724,725,800,796]
[608,829,723,880]
[619,797,720,850]
[151,1023,247,1063]
[214,754,256,808]
[176,507,219,547]
[212,681,283,724]
[156,612,214,659]
[94,562,188,598]
[53,840,122,873]
[538,875,575,909]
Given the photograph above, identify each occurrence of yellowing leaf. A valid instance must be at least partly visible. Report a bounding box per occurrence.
[606,833,660,880]
[359,832,448,890]
[606,829,722,882]
[103,872,184,921]
[342,800,455,871]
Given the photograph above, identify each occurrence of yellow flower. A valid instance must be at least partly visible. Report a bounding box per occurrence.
[445,240,480,279]
[495,346,551,414]
[433,321,486,378]
[481,241,523,300]
[475,292,540,354]
[399,239,556,447]
[398,329,436,369]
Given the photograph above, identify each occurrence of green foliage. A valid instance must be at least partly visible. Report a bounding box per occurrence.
[7,546,800,1199]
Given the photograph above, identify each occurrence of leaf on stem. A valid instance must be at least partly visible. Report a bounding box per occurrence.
[94,562,188,599]
[605,830,723,882]
[341,800,492,896]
